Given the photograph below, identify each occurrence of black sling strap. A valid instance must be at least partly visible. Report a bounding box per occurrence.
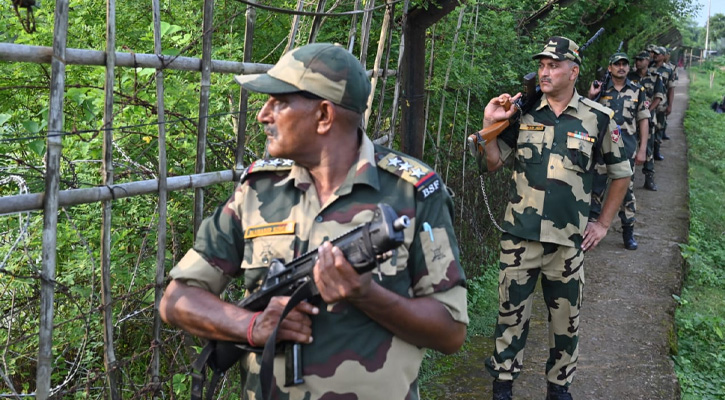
[260,279,315,400]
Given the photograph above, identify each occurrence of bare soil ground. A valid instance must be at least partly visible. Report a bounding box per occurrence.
[426,69,690,400]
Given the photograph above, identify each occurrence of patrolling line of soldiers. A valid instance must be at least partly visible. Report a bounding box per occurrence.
[587,44,677,250]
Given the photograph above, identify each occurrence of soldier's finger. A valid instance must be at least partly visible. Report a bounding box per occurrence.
[293,301,319,316]
[318,242,335,268]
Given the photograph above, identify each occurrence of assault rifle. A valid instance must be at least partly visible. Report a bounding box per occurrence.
[467,27,605,158]
[592,40,624,102]
[191,203,410,400]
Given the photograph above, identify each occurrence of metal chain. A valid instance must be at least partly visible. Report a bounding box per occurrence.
[479,174,505,232]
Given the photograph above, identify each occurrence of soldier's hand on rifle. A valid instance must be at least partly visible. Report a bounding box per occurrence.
[313,241,373,304]
[483,93,521,128]
[588,81,602,100]
[250,296,317,345]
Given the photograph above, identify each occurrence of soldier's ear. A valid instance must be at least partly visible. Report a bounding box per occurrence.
[315,100,335,135]
[570,63,579,81]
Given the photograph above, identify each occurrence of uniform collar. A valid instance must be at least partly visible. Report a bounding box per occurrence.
[538,90,582,113]
[283,134,380,194]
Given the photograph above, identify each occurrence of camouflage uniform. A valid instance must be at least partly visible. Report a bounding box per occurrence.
[166,43,468,400]
[590,59,651,229]
[484,87,632,386]
[648,47,676,148]
[169,136,468,399]
[628,58,666,183]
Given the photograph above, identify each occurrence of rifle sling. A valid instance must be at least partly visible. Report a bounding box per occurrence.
[260,279,315,400]
[191,343,213,400]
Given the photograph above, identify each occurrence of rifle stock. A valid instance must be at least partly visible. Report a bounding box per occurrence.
[467,72,539,158]
[467,100,512,155]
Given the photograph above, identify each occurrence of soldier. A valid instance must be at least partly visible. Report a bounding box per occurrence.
[628,51,666,191]
[649,46,676,157]
[478,36,632,400]
[588,52,651,250]
[662,47,679,141]
[159,43,468,399]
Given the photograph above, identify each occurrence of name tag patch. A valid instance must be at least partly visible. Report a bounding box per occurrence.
[244,221,296,239]
[520,124,545,131]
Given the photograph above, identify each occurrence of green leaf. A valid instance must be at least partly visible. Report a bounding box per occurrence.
[0,113,10,126]
[22,120,40,133]
[28,139,45,156]
[159,21,183,38]
[67,88,86,105]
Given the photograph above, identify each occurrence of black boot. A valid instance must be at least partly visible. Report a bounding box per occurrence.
[644,173,658,191]
[492,379,513,400]
[654,142,664,161]
[662,131,671,140]
[622,225,638,250]
[546,382,573,400]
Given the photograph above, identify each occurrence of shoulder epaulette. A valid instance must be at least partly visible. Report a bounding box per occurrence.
[376,151,443,199]
[580,97,615,119]
[625,79,643,91]
[239,158,294,182]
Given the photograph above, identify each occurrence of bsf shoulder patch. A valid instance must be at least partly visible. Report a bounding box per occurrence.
[377,152,442,199]
[239,158,294,182]
[611,125,621,143]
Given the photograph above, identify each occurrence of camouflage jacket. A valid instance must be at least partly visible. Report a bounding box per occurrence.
[596,78,651,136]
[169,135,468,400]
[495,91,632,248]
[627,70,666,107]
[666,61,679,84]
[648,63,675,111]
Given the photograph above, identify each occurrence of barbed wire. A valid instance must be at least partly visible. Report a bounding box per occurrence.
[0,176,30,271]
[234,0,403,17]
[0,108,264,145]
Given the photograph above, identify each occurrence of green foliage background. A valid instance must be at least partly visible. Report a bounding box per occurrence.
[0,0,716,397]
[675,59,725,400]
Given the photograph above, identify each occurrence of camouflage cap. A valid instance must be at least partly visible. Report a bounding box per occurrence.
[634,51,651,60]
[235,43,371,113]
[533,36,582,65]
[645,44,656,52]
[609,52,629,64]
[651,46,664,55]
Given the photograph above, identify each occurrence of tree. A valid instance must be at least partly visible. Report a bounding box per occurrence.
[707,13,725,49]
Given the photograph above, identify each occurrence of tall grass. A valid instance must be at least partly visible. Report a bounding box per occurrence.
[675,59,725,400]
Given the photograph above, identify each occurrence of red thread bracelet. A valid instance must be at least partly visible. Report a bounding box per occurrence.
[246,311,262,347]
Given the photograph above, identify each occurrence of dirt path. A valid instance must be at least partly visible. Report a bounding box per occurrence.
[427,70,689,400]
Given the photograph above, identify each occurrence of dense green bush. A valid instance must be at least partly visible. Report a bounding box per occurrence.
[675,60,725,399]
